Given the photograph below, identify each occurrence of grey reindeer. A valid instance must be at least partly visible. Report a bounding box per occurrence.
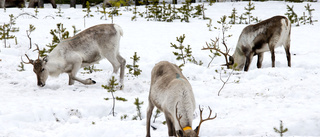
[229,16,291,71]
[146,61,216,137]
[22,24,126,88]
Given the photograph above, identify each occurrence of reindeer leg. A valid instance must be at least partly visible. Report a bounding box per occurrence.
[116,54,126,89]
[69,62,96,85]
[257,53,264,68]
[284,43,291,67]
[164,113,176,136]
[270,48,276,68]
[244,52,254,71]
[105,52,125,89]
[146,99,154,137]
[68,73,75,85]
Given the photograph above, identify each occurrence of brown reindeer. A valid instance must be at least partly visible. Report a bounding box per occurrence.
[229,16,291,71]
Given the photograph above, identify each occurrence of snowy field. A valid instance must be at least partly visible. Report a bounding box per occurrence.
[0,1,320,137]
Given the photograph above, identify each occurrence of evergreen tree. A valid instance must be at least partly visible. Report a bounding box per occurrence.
[238,14,247,24]
[274,120,288,137]
[0,14,19,48]
[228,8,238,24]
[26,24,35,49]
[55,6,64,17]
[100,4,108,20]
[132,98,144,120]
[171,34,187,67]
[40,23,70,57]
[82,65,102,74]
[17,62,25,72]
[243,1,255,24]
[203,16,232,69]
[34,7,39,16]
[108,0,123,23]
[285,5,299,26]
[72,25,80,36]
[153,109,161,123]
[102,76,127,116]
[171,34,202,68]
[83,1,94,18]
[304,3,317,25]
[178,0,193,22]
[126,52,142,77]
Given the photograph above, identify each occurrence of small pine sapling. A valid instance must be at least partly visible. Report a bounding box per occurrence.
[202,16,233,69]
[285,5,299,26]
[238,14,247,24]
[243,1,255,24]
[42,23,70,56]
[83,1,94,27]
[96,6,100,13]
[171,34,187,67]
[100,4,108,20]
[72,25,80,36]
[83,1,94,18]
[108,0,123,23]
[17,62,25,71]
[304,3,317,25]
[208,0,215,6]
[171,34,202,68]
[82,65,102,74]
[228,8,238,24]
[207,18,213,31]
[178,0,193,22]
[34,7,39,16]
[126,52,142,77]
[274,120,288,137]
[131,4,138,21]
[26,24,35,49]
[121,114,128,120]
[0,14,19,48]
[153,109,161,123]
[192,4,203,18]
[102,76,127,116]
[299,12,307,25]
[132,98,144,120]
[203,38,220,68]
[55,6,64,17]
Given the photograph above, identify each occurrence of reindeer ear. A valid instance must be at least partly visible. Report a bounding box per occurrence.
[29,59,35,65]
[43,56,48,62]
[194,126,199,133]
[177,130,184,137]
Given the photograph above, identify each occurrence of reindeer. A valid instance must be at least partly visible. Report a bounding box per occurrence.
[228,16,291,71]
[146,61,216,137]
[22,24,126,88]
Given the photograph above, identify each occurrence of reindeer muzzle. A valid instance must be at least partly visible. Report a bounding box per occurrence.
[38,82,45,87]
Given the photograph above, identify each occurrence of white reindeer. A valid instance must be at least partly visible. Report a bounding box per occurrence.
[22,24,126,88]
[229,16,291,71]
[146,61,216,137]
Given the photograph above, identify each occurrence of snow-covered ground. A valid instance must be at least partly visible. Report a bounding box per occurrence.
[0,1,320,137]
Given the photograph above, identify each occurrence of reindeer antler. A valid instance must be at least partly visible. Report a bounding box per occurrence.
[33,44,41,60]
[175,102,186,136]
[21,54,33,64]
[202,37,233,68]
[196,105,217,135]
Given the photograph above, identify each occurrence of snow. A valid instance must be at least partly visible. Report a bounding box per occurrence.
[1,1,320,137]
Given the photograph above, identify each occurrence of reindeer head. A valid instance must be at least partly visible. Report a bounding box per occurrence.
[22,45,49,87]
[176,104,217,137]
